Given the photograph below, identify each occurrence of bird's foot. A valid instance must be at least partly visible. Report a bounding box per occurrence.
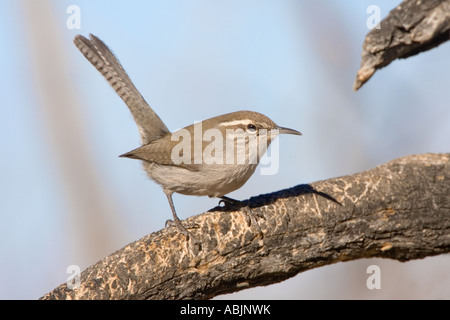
[218,196,242,209]
[165,218,201,251]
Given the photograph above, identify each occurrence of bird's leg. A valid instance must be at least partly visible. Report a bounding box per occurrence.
[164,191,200,245]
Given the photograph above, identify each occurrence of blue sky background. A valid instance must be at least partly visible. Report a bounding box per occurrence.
[0,0,449,299]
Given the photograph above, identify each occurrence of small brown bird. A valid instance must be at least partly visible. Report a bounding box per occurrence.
[74,34,301,241]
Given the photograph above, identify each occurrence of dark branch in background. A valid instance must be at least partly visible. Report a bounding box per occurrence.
[354,0,450,90]
[40,153,450,300]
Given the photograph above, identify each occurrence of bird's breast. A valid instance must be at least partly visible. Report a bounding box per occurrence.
[144,162,258,197]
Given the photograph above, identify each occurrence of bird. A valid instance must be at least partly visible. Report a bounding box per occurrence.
[73,34,301,242]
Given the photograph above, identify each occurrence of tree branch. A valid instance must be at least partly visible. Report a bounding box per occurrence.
[354,0,450,90]
[41,153,450,300]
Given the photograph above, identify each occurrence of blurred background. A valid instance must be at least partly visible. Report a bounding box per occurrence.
[1,0,449,299]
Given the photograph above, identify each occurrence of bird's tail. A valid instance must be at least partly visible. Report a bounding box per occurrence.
[74,34,170,143]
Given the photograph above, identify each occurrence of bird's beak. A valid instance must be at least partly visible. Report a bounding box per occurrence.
[277,126,302,136]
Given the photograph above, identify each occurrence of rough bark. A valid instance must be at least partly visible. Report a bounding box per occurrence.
[40,153,450,300]
[354,0,450,90]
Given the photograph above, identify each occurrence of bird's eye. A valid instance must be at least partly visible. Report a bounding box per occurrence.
[247,124,257,132]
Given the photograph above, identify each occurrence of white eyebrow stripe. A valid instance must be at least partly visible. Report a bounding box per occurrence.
[219,119,253,127]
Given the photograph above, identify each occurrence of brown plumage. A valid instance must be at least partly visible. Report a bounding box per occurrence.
[74,34,301,244]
